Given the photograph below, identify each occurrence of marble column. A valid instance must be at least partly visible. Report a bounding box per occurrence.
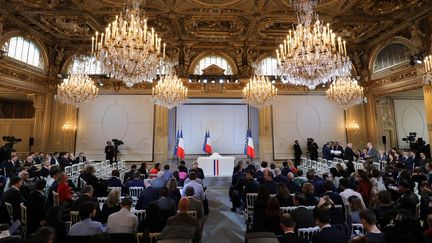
[423,85,432,157]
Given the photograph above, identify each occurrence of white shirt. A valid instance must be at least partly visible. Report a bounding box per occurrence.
[183,180,205,201]
[107,208,138,234]
[340,188,366,208]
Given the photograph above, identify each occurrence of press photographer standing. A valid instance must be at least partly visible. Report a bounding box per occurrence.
[105,141,114,163]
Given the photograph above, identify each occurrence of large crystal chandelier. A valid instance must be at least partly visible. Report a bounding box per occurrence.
[243,76,278,108]
[326,76,366,108]
[424,55,432,85]
[56,58,98,107]
[276,0,352,90]
[91,1,166,87]
[152,74,188,109]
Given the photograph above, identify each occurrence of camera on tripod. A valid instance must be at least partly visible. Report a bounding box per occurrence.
[111,139,124,146]
[402,132,417,143]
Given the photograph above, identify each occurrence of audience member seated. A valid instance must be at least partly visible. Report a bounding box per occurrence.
[348,195,365,224]
[291,193,315,229]
[79,165,102,196]
[315,195,345,225]
[394,180,419,217]
[18,171,30,200]
[306,170,325,195]
[46,206,66,243]
[149,163,161,175]
[242,170,260,203]
[71,185,101,220]
[167,178,181,205]
[138,162,148,179]
[162,164,173,181]
[359,209,384,243]
[253,196,283,235]
[276,183,293,207]
[183,172,205,201]
[274,168,289,185]
[152,171,168,188]
[185,187,204,223]
[322,180,344,205]
[278,213,307,243]
[27,180,47,234]
[312,210,347,243]
[135,181,160,210]
[189,161,205,180]
[178,161,188,174]
[157,187,177,217]
[256,162,267,184]
[262,169,278,195]
[286,172,301,193]
[244,160,256,174]
[100,187,121,223]
[123,171,145,194]
[68,201,105,236]
[159,197,202,243]
[124,165,137,183]
[302,182,318,206]
[373,190,396,229]
[139,202,165,233]
[253,186,270,231]
[32,226,55,243]
[107,197,138,234]
[107,170,122,188]
[339,178,366,208]
[355,170,372,208]
[424,214,432,240]
[3,176,25,221]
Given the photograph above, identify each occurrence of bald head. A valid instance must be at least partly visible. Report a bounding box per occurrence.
[347,143,353,148]
[178,197,190,213]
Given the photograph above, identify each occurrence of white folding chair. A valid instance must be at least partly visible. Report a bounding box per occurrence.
[78,162,84,172]
[64,166,72,176]
[298,227,320,241]
[79,177,87,189]
[5,202,13,223]
[129,186,144,198]
[71,164,79,176]
[280,206,297,214]
[131,209,146,222]
[20,203,27,241]
[70,211,81,225]
[52,191,60,206]
[187,210,197,219]
[244,193,258,230]
[373,162,381,170]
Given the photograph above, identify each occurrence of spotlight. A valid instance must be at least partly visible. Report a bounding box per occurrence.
[235,79,239,83]
[211,80,215,83]
[410,53,424,66]
[188,79,192,83]
[203,79,207,83]
[219,79,224,84]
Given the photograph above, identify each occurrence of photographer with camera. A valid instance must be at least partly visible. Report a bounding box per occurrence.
[104,141,114,163]
[307,138,319,160]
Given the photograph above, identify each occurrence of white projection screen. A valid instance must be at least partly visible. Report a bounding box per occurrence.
[176,103,248,155]
[393,99,429,149]
[272,95,346,160]
[76,95,154,161]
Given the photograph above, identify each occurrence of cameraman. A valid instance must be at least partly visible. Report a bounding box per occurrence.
[307,138,319,160]
[104,141,114,163]
[0,153,20,178]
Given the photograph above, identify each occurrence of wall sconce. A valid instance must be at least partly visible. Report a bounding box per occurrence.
[346,121,360,132]
[62,121,76,134]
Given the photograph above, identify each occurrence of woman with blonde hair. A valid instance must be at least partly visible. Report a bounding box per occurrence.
[167,178,181,205]
[348,195,365,223]
[100,187,121,223]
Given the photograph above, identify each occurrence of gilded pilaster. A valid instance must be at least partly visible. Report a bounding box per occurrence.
[153,105,169,163]
[258,106,273,163]
[423,85,432,157]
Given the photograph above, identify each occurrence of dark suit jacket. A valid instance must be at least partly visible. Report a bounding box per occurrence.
[312,226,347,243]
[343,147,357,162]
[322,146,332,160]
[58,157,70,171]
[263,181,278,194]
[163,213,201,243]
[135,186,160,210]
[279,232,308,243]
[0,161,19,178]
[294,144,303,157]
[2,187,25,221]
[244,164,256,174]
[27,190,47,233]
[79,172,101,194]
[189,168,205,180]
[274,175,289,186]
[291,207,315,229]
[367,147,378,161]
[107,177,122,188]
[70,194,102,221]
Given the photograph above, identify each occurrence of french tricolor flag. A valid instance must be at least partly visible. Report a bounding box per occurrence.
[244,128,255,159]
[177,129,185,159]
[203,130,213,154]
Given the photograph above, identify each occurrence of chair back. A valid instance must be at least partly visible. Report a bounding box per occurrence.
[280,206,297,214]
[129,186,144,198]
[131,209,146,222]
[139,174,146,180]
[20,203,27,241]
[149,232,160,243]
[71,164,79,176]
[70,211,81,225]
[4,202,13,222]
[79,177,88,189]
[246,193,258,210]
[78,162,84,171]
[65,166,72,176]
[298,226,320,241]
[52,191,60,206]
[112,163,118,170]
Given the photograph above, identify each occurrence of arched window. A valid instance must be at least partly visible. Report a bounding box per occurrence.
[257,57,278,76]
[67,56,103,75]
[373,43,410,73]
[193,55,233,75]
[1,36,44,69]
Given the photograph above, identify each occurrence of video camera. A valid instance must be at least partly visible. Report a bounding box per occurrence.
[402,132,417,143]
[0,136,21,161]
[2,136,22,144]
[111,139,124,146]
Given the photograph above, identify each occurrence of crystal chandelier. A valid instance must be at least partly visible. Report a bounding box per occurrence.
[326,76,366,108]
[56,58,98,107]
[243,76,278,108]
[91,2,166,87]
[276,0,352,90]
[424,55,432,85]
[152,74,188,109]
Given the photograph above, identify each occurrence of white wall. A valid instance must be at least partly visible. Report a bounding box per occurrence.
[76,95,154,161]
[176,102,249,155]
[272,95,346,160]
[393,99,429,149]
